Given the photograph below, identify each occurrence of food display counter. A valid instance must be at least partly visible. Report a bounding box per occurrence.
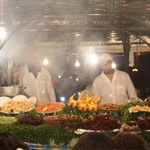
[0,93,150,149]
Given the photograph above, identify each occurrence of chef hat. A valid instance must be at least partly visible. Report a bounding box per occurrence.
[99,53,113,62]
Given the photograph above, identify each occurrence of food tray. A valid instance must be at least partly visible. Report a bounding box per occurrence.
[0,95,37,114]
[74,128,122,134]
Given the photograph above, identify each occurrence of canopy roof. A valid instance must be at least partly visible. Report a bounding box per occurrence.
[0,0,150,72]
[1,0,150,51]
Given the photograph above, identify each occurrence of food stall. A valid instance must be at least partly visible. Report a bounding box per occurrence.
[0,0,150,149]
[0,91,150,149]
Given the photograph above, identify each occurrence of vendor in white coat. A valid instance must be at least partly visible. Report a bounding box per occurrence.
[92,53,137,105]
[15,49,56,105]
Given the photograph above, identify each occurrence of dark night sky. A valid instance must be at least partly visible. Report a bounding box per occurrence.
[129,53,150,90]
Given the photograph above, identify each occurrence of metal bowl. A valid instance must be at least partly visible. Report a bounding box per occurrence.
[0,86,19,97]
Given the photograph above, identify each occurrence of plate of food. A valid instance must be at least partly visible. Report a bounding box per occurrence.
[99,103,121,111]
[0,96,37,114]
[36,102,65,114]
[128,105,150,113]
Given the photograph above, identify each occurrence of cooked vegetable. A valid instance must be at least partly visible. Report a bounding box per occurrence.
[36,102,64,113]
[0,116,18,124]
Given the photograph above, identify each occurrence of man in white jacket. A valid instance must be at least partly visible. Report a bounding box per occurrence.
[16,49,56,105]
[92,53,137,105]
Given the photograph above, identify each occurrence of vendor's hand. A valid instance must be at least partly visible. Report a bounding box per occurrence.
[12,65,19,84]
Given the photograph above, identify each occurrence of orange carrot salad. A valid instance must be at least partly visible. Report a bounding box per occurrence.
[36,102,64,113]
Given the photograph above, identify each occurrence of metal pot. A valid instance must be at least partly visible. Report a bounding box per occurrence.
[0,86,19,97]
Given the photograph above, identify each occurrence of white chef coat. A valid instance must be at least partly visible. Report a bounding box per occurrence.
[92,69,137,105]
[19,65,56,105]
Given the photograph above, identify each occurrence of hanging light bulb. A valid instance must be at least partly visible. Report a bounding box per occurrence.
[88,53,98,65]
[75,53,80,67]
[43,57,49,65]
[58,75,61,78]
[0,26,6,39]
[111,62,116,69]
[75,59,80,67]
[76,77,79,81]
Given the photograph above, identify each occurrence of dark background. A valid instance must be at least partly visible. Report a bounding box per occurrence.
[49,53,150,102]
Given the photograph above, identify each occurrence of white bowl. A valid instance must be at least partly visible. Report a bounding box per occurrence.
[0,86,19,97]
[12,95,27,101]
